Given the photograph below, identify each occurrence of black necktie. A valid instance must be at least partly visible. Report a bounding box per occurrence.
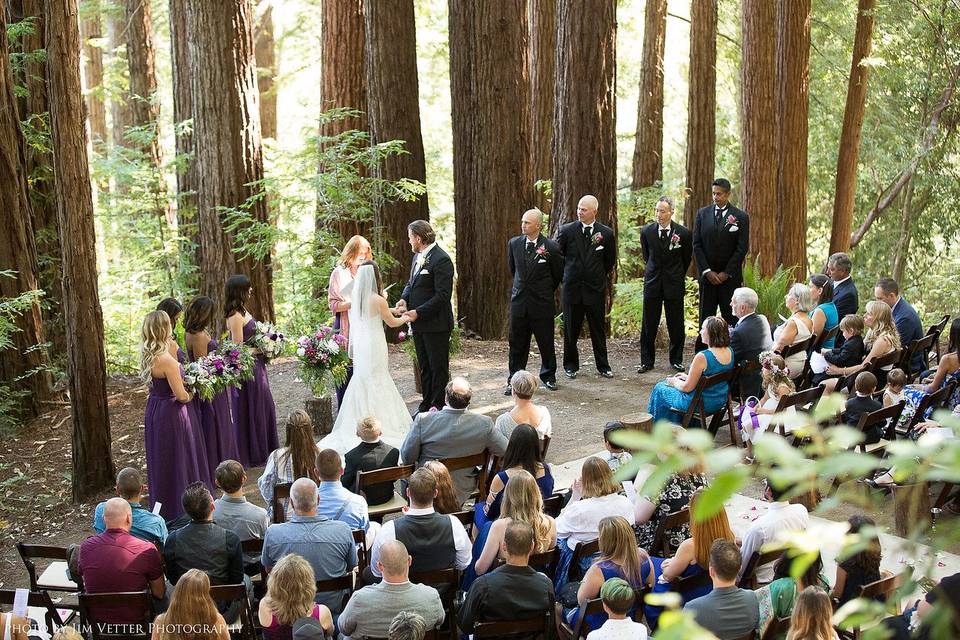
[715,207,726,225]
[583,225,592,240]
[526,240,535,254]
[660,228,669,242]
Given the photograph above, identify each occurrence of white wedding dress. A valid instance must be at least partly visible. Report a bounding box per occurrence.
[318,266,412,454]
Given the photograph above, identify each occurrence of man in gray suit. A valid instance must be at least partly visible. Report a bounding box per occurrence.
[400,377,508,501]
[729,287,773,399]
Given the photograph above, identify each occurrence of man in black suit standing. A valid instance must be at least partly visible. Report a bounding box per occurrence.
[506,209,564,394]
[826,252,859,349]
[557,194,617,379]
[397,220,454,413]
[693,178,750,351]
[638,196,692,374]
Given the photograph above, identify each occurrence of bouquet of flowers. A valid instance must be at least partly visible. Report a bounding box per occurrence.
[252,321,287,360]
[183,359,218,401]
[295,326,351,396]
[209,340,255,388]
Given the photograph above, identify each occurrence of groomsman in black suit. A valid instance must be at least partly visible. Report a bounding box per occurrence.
[506,209,564,394]
[557,194,617,379]
[397,220,454,414]
[638,197,693,373]
[692,178,750,351]
[826,252,859,349]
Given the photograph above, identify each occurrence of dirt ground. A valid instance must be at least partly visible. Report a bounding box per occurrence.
[1,336,955,589]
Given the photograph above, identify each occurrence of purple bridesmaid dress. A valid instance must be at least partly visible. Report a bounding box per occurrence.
[178,346,213,489]
[232,318,279,467]
[188,339,241,476]
[144,366,206,521]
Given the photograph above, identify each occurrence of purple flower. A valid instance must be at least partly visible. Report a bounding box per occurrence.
[397,331,407,341]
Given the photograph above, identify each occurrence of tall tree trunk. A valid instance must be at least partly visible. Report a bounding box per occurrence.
[44,0,115,501]
[107,11,130,150]
[80,1,107,146]
[891,180,914,283]
[254,0,276,139]
[449,0,531,339]
[631,0,667,190]
[528,0,554,215]
[0,1,54,421]
[829,0,875,255]
[775,0,810,279]
[364,0,429,289]
[740,0,778,276]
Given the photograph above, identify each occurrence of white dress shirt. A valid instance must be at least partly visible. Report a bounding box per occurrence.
[556,493,635,550]
[415,243,437,270]
[739,501,810,583]
[368,506,471,577]
[586,617,648,640]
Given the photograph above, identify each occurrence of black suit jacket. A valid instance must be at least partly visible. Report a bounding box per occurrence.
[557,220,616,306]
[823,335,865,367]
[400,245,455,334]
[641,221,692,301]
[508,234,564,317]
[730,313,774,398]
[458,564,555,639]
[692,204,750,282]
[845,394,883,442]
[342,441,400,505]
[833,278,860,319]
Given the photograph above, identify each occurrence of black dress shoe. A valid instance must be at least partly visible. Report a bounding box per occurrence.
[544,381,558,391]
[599,370,615,379]
[503,385,513,396]
[564,369,578,379]
[671,363,685,372]
[637,364,653,374]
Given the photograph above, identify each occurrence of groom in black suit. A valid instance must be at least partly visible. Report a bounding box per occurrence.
[638,197,692,373]
[692,178,750,351]
[557,194,617,379]
[398,220,454,413]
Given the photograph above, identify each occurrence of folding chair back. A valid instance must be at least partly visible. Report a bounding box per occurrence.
[543,493,564,518]
[779,335,814,363]
[352,528,369,571]
[811,326,841,352]
[314,573,355,612]
[79,590,153,640]
[271,482,292,524]
[673,367,738,444]
[567,539,601,583]
[439,451,491,502]
[735,359,762,406]
[855,401,905,454]
[474,612,551,638]
[738,548,783,589]
[899,334,936,379]
[671,569,712,595]
[648,508,690,558]
[356,463,415,522]
[450,509,475,539]
[209,583,255,640]
[773,385,825,439]
[926,314,950,363]
[16,543,80,594]
[497,547,561,582]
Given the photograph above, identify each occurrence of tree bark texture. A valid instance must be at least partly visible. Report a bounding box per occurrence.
[0,1,54,421]
[168,0,198,281]
[107,10,130,149]
[80,2,107,145]
[528,0,555,215]
[254,0,276,139]
[775,0,809,279]
[631,0,667,189]
[449,0,531,339]
[740,0,778,276]
[44,0,115,501]
[187,0,273,324]
[683,0,717,235]
[364,0,429,289]
[829,0,875,255]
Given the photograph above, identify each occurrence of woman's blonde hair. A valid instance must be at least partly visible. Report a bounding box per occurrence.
[140,310,172,384]
[264,554,317,625]
[156,569,223,640]
[864,301,901,351]
[424,460,461,514]
[580,456,619,499]
[689,489,735,568]
[339,235,371,266]
[501,470,553,552]
[598,515,646,586]
[786,586,835,640]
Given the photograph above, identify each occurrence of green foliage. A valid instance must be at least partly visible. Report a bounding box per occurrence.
[0,271,46,432]
[742,257,795,328]
[610,279,700,339]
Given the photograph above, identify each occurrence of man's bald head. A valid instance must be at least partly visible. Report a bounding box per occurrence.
[445,376,472,409]
[103,497,132,530]
[521,209,544,239]
[577,195,599,225]
[378,540,412,580]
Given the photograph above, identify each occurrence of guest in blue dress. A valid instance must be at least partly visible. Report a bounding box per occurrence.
[647,316,734,423]
[225,274,280,468]
[901,319,960,430]
[809,274,839,350]
[141,311,206,521]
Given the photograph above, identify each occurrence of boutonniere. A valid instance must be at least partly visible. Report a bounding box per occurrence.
[535,245,549,259]
[726,214,739,232]
[416,254,430,270]
[591,232,603,245]
[669,233,681,251]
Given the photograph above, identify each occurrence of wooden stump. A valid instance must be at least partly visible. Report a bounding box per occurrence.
[893,482,930,537]
[305,396,334,438]
[622,412,654,433]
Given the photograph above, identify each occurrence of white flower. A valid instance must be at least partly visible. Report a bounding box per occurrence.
[325,339,340,354]
[297,346,306,357]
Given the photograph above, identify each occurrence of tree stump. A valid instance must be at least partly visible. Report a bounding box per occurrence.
[893,482,930,537]
[621,412,654,433]
[305,396,334,438]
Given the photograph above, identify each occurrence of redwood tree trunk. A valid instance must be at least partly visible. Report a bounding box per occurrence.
[254,0,277,139]
[631,0,667,189]
[188,0,273,324]
[80,2,107,146]
[0,1,54,421]
[528,0,555,214]
[44,0,115,501]
[683,0,716,235]
[740,0,778,276]
[364,0,429,289]
[449,0,531,339]
[776,0,810,279]
[829,0,876,255]
[168,0,198,280]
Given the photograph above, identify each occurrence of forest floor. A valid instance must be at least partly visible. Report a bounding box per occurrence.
[1,337,956,590]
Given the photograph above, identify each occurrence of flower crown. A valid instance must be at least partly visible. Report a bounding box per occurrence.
[758,350,790,377]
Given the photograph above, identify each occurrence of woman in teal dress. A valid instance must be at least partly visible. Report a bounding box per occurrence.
[809,274,839,350]
[647,316,734,423]
[756,551,830,637]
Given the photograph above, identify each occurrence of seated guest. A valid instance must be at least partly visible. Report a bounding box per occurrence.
[600,421,633,473]
[339,541,444,640]
[212,460,269,576]
[648,316,734,422]
[883,571,960,640]
[78,498,166,624]
[259,410,320,521]
[813,314,866,386]
[684,540,760,640]
[257,554,334,640]
[93,467,168,544]
[875,277,924,374]
[787,586,838,640]
[902,318,960,426]
[261,478,357,613]
[844,372,883,442]
[633,448,706,551]
[772,283,815,379]
[730,287,774,399]
[342,416,400,506]
[367,467,471,581]
[755,552,829,634]
[497,370,553,440]
[151,569,228,640]
[741,353,797,461]
[739,481,809,585]
[401,377,508,501]
[585,577,648,640]
[823,301,901,393]
[458,522,555,639]
[423,460,462,514]
[828,252,859,320]
[883,368,907,407]
[809,274,839,350]
[831,515,883,607]
[316,448,372,535]
[475,423,553,529]
[388,612,427,640]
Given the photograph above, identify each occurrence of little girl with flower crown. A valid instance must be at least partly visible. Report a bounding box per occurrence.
[741,352,796,459]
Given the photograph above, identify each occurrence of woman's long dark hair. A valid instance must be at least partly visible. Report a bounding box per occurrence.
[773,551,823,589]
[281,410,320,483]
[224,274,251,319]
[809,274,834,303]
[948,317,960,358]
[846,515,881,573]
[157,297,183,323]
[184,296,215,334]
[501,423,543,477]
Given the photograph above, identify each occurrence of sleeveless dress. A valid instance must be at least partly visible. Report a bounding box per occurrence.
[179,345,214,488]
[473,466,554,530]
[189,339,240,476]
[812,302,839,350]
[645,557,711,631]
[262,604,325,640]
[647,349,735,423]
[773,316,812,379]
[567,560,650,630]
[144,366,206,520]
[232,318,279,468]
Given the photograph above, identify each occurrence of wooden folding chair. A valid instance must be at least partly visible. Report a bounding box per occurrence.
[450,509,475,539]
[439,451,491,502]
[897,380,956,437]
[474,611,551,638]
[410,567,460,640]
[737,548,784,589]
[778,335,814,380]
[16,543,82,596]
[840,571,909,640]
[925,314,950,364]
[567,539,601,584]
[78,590,153,640]
[239,537,266,597]
[648,508,689,558]
[899,334,936,380]
[798,327,841,388]
[209,583,255,640]
[0,588,76,636]
[669,569,712,596]
[854,401,905,456]
[496,547,562,583]
[543,492,565,518]
[270,482,292,524]
[356,463,414,522]
[557,597,604,640]
[352,528,369,572]
[315,573,355,613]
[669,367,738,445]
[541,434,551,458]
[761,616,791,640]
[735,359,762,406]
[773,385,825,443]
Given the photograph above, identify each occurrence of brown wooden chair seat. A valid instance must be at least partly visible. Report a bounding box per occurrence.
[78,590,153,640]
[669,366,739,445]
[356,463,415,522]
[648,507,689,558]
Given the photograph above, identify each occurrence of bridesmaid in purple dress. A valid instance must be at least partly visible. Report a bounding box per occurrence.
[185,296,240,477]
[141,311,206,521]
[225,274,279,468]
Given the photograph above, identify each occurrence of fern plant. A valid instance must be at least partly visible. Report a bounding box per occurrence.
[742,256,797,327]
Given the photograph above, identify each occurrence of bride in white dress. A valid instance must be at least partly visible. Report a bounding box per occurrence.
[319,262,413,454]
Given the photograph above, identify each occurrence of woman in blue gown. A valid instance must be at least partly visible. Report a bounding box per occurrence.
[474,424,553,531]
[809,274,839,350]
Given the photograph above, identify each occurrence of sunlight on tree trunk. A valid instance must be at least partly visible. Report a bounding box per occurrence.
[254,0,277,140]
[631,0,666,190]
[528,0,554,216]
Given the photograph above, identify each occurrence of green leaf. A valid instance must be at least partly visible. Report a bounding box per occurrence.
[694,467,749,522]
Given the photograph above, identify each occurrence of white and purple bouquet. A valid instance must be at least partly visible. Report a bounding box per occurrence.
[183,359,218,401]
[295,326,351,396]
[209,340,255,388]
[253,321,287,361]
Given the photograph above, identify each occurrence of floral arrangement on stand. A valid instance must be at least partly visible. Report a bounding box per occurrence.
[252,321,287,360]
[183,341,255,400]
[295,327,351,397]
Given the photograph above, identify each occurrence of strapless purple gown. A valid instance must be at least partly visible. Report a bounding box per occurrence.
[178,346,214,488]
[144,367,207,520]
[189,339,240,475]
[232,318,279,467]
